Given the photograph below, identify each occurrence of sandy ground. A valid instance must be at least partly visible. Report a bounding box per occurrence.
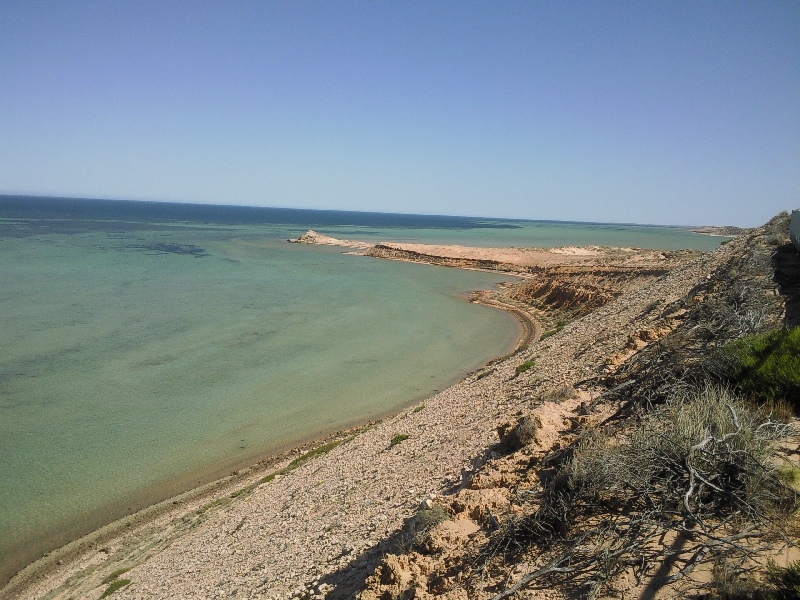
[292,231,695,274]
[372,242,601,266]
[288,231,624,268]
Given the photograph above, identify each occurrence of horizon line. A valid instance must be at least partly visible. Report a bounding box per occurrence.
[0,192,738,231]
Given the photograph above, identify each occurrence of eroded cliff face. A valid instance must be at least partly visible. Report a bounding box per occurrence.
[365,244,520,272]
[366,243,693,315]
[506,265,668,313]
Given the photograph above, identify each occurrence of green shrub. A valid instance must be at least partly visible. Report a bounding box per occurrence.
[498,416,538,451]
[476,368,495,380]
[724,327,800,409]
[239,436,355,493]
[101,568,130,584]
[390,434,410,447]
[711,557,761,599]
[710,559,800,599]
[285,438,348,471]
[416,505,450,530]
[515,360,535,375]
[541,321,567,340]
[765,560,800,600]
[100,579,131,598]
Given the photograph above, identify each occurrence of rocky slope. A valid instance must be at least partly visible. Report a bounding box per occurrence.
[358,218,797,600]
[366,241,697,318]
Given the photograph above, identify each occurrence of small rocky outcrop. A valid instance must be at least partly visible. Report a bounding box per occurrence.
[288,230,372,249]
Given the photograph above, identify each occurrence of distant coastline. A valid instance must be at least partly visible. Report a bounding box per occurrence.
[689,225,747,236]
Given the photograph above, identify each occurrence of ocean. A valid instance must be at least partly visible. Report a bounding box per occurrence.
[0,196,723,582]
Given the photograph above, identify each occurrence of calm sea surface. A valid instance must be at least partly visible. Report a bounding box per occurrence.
[0,197,723,581]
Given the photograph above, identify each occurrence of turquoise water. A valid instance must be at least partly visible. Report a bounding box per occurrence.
[0,197,723,581]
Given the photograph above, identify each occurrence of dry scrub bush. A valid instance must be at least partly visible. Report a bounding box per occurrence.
[763,212,791,246]
[597,234,781,414]
[480,386,797,599]
[711,558,800,600]
[541,385,578,403]
[497,416,537,452]
[396,505,452,555]
[572,386,795,528]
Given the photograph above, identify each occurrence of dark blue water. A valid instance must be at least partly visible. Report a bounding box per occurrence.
[0,195,522,232]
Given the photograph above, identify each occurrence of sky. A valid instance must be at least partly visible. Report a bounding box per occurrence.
[0,2,798,227]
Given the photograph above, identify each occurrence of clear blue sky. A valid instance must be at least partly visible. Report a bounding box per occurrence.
[1,1,797,226]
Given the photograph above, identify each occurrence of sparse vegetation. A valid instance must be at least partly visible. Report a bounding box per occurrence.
[396,505,452,554]
[710,559,800,600]
[476,368,495,380]
[416,505,450,531]
[595,227,782,414]
[497,416,537,451]
[777,465,800,489]
[413,404,425,413]
[764,211,791,246]
[197,496,231,514]
[258,472,277,485]
[481,386,797,598]
[285,438,352,471]
[390,434,410,447]
[541,319,568,340]
[100,579,131,598]
[540,385,577,403]
[724,327,800,410]
[359,215,800,600]
[101,568,130,584]
[515,359,535,375]
[764,560,800,600]
[196,437,356,514]
[260,436,354,484]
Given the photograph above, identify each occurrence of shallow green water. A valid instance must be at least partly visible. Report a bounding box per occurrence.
[0,198,724,581]
[0,226,521,580]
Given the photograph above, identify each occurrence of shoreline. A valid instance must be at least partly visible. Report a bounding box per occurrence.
[10,238,723,600]
[469,291,541,353]
[1,285,530,597]
[3,234,714,600]
[1,419,380,598]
